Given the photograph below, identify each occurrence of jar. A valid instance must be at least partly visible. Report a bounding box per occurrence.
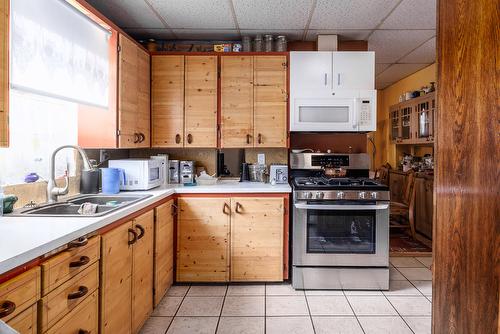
[242,36,251,52]
[264,35,273,52]
[253,35,263,52]
[275,35,287,52]
[248,164,267,183]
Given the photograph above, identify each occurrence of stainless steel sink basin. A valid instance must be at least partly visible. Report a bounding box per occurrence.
[11,194,152,217]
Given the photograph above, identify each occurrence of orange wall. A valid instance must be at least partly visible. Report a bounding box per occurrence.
[371,63,436,169]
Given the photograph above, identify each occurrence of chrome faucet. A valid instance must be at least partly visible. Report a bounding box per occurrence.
[47,145,92,203]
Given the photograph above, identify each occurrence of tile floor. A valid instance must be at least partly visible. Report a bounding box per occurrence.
[140,256,432,334]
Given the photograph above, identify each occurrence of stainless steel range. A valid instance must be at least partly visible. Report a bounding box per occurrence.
[291,152,390,290]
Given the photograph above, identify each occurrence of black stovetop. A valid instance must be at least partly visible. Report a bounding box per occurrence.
[292,177,389,191]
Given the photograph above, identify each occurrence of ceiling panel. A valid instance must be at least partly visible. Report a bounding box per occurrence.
[380,0,436,29]
[171,29,240,40]
[240,30,304,41]
[87,0,165,28]
[376,63,430,83]
[310,0,400,29]
[233,0,313,29]
[305,30,371,42]
[399,37,436,63]
[375,63,391,75]
[368,30,435,63]
[148,0,236,29]
[124,28,175,40]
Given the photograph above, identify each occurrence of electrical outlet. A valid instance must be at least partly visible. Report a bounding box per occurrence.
[257,153,266,165]
[100,150,110,164]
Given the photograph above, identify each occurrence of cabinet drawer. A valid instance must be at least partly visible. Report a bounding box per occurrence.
[42,235,100,295]
[40,262,99,333]
[6,304,37,334]
[46,290,98,334]
[0,267,40,322]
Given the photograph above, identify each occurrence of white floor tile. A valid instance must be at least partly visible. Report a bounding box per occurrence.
[307,296,354,316]
[358,316,412,334]
[344,290,383,296]
[304,289,344,296]
[221,296,265,316]
[187,285,227,296]
[226,284,265,296]
[266,316,314,334]
[398,268,432,281]
[139,316,172,334]
[152,297,183,317]
[217,317,264,334]
[346,296,398,316]
[390,257,426,268]
[266,296,309,316]
[167,285,190,297]
[176,297,224,316]
[383,280,421,296]
[266,283,304,296]
[389,267,407,281]
[166,316,218,334]
[403,316,432,334]
[387,296,432,316]
[312,316,363,334]
[412,280,432,296]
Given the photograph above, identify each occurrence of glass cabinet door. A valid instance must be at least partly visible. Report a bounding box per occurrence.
[390,107,400,142]
[400,105,412,140]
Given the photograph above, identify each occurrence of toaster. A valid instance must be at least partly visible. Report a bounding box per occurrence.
[269,165,288,184]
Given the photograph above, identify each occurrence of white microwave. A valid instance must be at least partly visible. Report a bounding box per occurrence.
[290,91,377,132]
[108,159,162,190]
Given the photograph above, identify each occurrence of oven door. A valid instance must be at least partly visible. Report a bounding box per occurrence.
[293,201,389,267]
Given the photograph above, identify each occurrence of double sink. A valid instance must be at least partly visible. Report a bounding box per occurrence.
[12,194,152,217]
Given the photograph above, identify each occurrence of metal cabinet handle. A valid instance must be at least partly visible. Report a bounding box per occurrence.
[337,73,341,85]
[67,286,89,300]
[257,133,262,144]
[246,134,251,144]
[69,256,90,268]
[235,202,243,214]
[133,133,140,144]
[138,133,146,143]
[187,133,193,144]
[128,228,137,245]
[175,134,181,144]
[223,203,230,215]
[324,73,327,86]
[0,301,16,318]
[68,237,88,249]
[135,224,145,240]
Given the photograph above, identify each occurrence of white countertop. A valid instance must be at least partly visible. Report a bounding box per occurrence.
[0,181,291,275]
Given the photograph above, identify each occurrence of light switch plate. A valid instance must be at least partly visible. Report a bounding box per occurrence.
[257,153,265,165]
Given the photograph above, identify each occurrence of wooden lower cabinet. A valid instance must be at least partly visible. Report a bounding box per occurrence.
[231,198,284,281]
[0,267,40,324]
[46,290,98,334]
[415,177,433,239]
[5,304,37,334]
[177,197,231,282]
[154,200,175,306]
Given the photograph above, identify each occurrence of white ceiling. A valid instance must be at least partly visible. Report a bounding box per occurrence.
[87,0,436,89]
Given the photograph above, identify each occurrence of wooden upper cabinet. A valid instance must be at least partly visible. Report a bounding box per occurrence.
[118,34,150,148]
[184,56,217,148]
[253,56,287,147]
[177,197,230,282]
[221,56,254,148]
[152,56,185,147]
[0,0,8,147]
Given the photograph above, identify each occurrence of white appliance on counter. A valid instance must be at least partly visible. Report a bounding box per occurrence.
[108,159,162,190]
[290,51,376,132]
[150,154,169,186]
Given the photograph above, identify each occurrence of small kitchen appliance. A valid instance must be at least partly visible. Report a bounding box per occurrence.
[100,168,125,194]
[168,160,180,184]
[180,160,195,184]
[108,159,161,191]
[269,165,288,184]
[290,152,390,290]
[150,154,169,186]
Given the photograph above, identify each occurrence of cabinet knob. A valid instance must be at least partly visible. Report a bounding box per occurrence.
[187,133,193,144]
[135,224,145,239]
[133,133,140,144]
[128,228,138,245]
[0,301,16,318]
[222,203,230,215]
[246,134,252,144]
[67,286,89,300]
[175,134,181,144]
[68,237,88,249]
[69,256,91,268]
[235,202,243,214]
[257,133,262,144]
[138,133,146,143]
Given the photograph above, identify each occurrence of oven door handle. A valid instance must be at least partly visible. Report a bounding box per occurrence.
[294,203,389,210]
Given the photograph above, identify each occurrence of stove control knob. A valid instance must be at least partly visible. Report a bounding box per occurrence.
[358,191,367,199]
[315,192,324,199]
[306,192,314,199]
[370,192,378,199]
[336,191,345,199]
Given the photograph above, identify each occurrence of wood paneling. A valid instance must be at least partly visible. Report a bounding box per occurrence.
[434,0,499,332]
[0,0,8,147]
[184,56,218,148]
[177,197,230,282]
[253,56,287,147]
[154,200,175,306]
[221,56,254,148]
[152,55,185,147]
[230,198,284,281]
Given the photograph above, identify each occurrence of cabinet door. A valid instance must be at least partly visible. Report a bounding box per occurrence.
[221,56,254,148]
[118,35,150,148]
[177,197,230,282]
[152,56,185,147]
[0,0,8,147]
[290,51,332,98]
[6,304,37,334]
[332,52,374,91]
[132,211,154,333]
[254,56,287,147]
[154,200,175,306]
[184,56,217,147]
[101,221,133,334]
[231,198,284,281]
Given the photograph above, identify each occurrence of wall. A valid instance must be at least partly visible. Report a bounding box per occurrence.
[371,63,436,169]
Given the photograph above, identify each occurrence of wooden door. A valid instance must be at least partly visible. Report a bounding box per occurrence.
[118,35,150,148]
[230,198,284,281]
[177,197,230,282]
[184,56,217,147]
[152,56,185,147]
[221,56,254,147]
[100,221,133,334]
[154,200,175,306]
[131,211,154,333]
[253,56,287,147]
[0,0,8,147]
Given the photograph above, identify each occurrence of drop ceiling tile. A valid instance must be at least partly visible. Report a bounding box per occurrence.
[233,0,313,29]
[376,63,430,84]
[124,28,175,40]
[310,0,400,29]
[376,63,391,75]
[305,30,371,42]
[240,30,304,41]
[399,37,436,63]
[380,0,436,29]
[87,0,165,28]
[368,30,435,63]
[148,0,235,29]
[171,29,240,41]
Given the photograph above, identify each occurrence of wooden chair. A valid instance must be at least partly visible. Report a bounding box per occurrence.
[375,163,391,185]
[390,171,417,240]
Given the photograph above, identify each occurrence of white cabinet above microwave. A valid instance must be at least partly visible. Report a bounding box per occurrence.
[290,51,376,132]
